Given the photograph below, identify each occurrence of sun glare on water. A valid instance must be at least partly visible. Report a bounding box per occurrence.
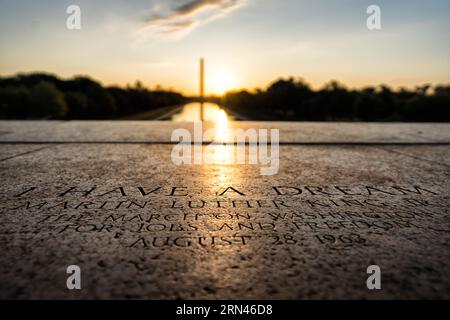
[172,102,229,124]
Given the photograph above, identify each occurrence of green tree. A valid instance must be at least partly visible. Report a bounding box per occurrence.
[29,81,68,119]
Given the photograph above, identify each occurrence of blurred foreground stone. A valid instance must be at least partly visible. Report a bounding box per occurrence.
[0,121,449,299]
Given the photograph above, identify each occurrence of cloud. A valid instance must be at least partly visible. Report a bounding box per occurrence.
[171,0,237,17]
[140,0,245,38]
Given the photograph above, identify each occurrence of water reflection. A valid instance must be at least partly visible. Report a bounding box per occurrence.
[173,102,234,163]
[171,102,232,123]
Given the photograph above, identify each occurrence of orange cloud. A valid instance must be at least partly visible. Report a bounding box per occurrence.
[142,0,245,37]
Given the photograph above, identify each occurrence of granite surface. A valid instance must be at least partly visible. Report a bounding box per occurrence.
[0,121,449,299]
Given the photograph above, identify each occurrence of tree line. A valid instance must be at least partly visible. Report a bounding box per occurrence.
[222,78,450,121]
[1,73,449,121]
[0,73,185,119]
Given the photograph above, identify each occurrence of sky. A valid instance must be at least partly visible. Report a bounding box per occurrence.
[0,0,449,95]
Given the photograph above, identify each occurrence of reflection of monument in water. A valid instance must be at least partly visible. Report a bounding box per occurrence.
[200,57,204,121]
[171,102,228,123]
[172,58,230,123]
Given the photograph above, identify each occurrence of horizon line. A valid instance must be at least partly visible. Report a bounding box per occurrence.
[1,71,449,96]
